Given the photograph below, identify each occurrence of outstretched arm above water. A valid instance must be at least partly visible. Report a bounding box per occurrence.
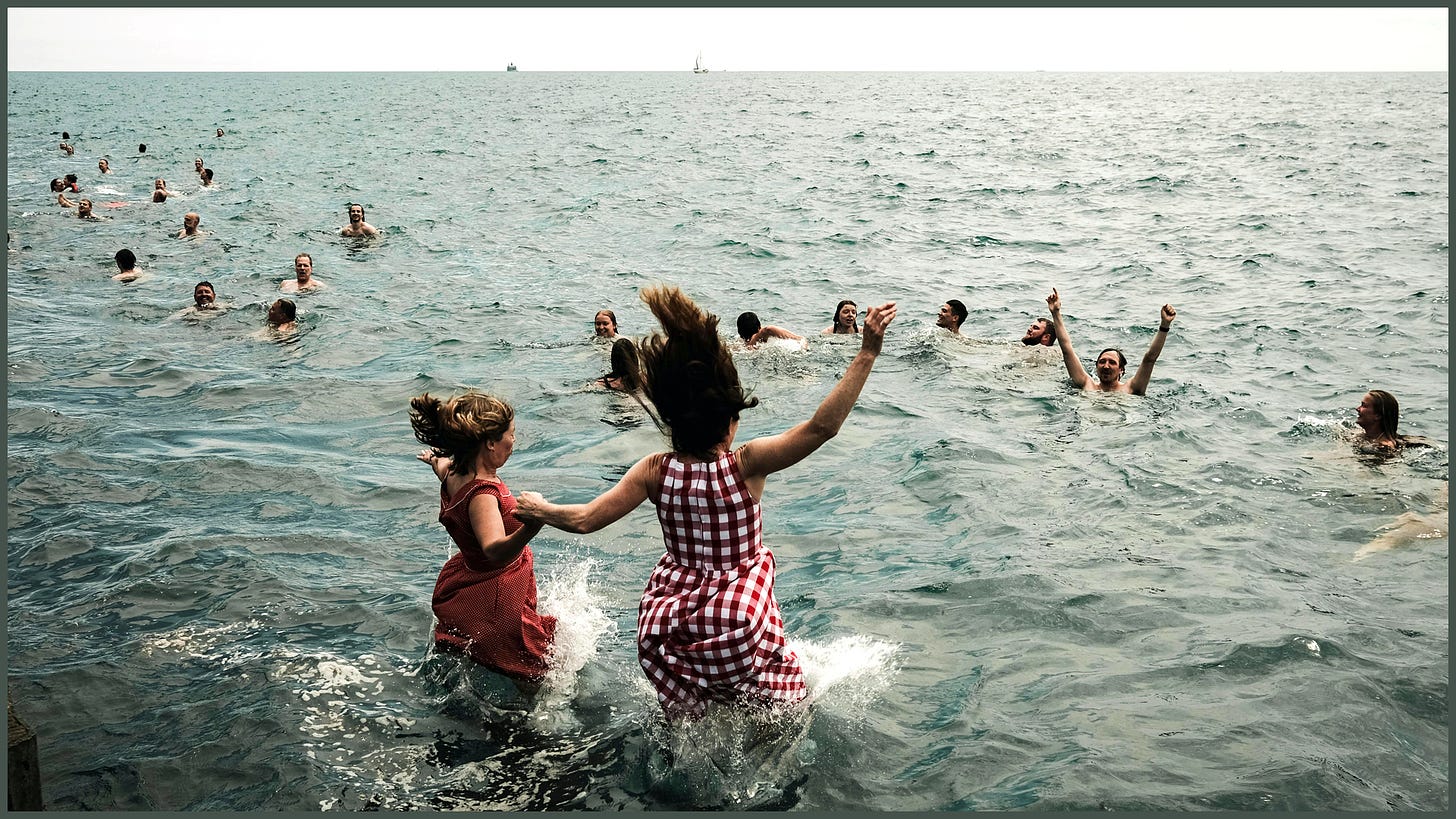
[1047,288,1090,390]
[515,453,659,534]
[1128,304,1176,396]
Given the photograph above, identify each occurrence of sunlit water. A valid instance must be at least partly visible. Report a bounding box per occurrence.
[6,71,1448,810]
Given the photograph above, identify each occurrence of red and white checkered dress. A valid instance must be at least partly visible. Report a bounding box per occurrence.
[638,450,807,718]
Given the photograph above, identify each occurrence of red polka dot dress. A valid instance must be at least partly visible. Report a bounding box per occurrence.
[638,451,807,718]
[432,479,556,681]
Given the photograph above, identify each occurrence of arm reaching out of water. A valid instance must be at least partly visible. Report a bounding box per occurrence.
[1128,303,1176,396]
[736,302,897,479]
[1047,288,1090,389]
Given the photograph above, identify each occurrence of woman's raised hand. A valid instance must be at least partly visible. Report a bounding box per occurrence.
[861,302,897,354]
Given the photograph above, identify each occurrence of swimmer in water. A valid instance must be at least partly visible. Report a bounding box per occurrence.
[936,299,967,336]
[339,203,379,237]
[51,179,75,208]
[1047,287,1176,396]
[280,253,326,293]
[1354,390,1433,452]
[151,178,174,202]
[176,212,204,238]
[736,311,805,349]
[97,157,112,174]
[598,338,644,393]
[76,199,97,219]
[823,299,860,335]
[593,309,620,340]
[265,298,297,333]
[112,249,145,283]
[1021,317,1055,347]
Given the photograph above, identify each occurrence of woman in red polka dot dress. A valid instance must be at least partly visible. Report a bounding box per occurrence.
[410,391,556,693]
[518,286,897,719]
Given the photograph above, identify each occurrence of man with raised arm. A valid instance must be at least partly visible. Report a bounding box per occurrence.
[1046,287,1176,396]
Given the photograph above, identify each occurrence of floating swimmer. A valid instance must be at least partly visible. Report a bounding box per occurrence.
[822,299,860,335]
[594,309,620,340]
[736,310,807,350]
[517,286,898,720]
[1354,484,1448,561]
[935,299,967,336]
[1354,390,1434,452]
[339,203,378,238]
[280,253,327,293]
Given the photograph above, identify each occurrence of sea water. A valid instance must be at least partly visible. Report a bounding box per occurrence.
[5,71,1448,810]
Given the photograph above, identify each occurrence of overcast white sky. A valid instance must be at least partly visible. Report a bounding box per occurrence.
[6,7,1449,72]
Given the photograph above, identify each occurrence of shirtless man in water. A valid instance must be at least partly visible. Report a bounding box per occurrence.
[1021,317,1055,347]
[1047,288,1176,396]
[177,212,204,238]
[280,253,326,293]
[340,204,379,237]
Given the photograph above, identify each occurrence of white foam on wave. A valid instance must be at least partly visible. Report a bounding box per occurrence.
[140,618,264,656]
[790,633,900,709]
[531,547,614,729]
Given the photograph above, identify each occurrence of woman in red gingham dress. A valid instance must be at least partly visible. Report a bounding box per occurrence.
[409,391,555,692]
[518,286,897,718]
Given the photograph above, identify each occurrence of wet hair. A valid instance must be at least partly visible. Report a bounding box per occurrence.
[195,280,214,294]
[50,178,65,192]
[832,299,859,332]
[946,299,967,327]
[1098,348,1127,370]
[1367,389,1400,441]
[605,338,643,391]
[138,143,146,153]
[1023,317,1053,346]
[62,131,70,140]
[347,203,364,217]
[295,252,312,265]
[64,174,78,185]
[735,311,762,341]
[640,286,758,460]
[202,168,213,182]
[595,309,617,332]
[114,249,136,270]
[268,298,297,325]
[409,391,514,476]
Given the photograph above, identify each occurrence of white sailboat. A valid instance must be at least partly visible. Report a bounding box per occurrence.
[693,51,708,74]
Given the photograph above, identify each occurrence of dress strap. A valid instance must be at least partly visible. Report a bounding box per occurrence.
[441,479,503,515]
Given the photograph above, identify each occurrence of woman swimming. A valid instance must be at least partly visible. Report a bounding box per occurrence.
[822,300,860,335]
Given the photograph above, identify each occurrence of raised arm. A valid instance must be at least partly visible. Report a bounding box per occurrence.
[465,491,544,570]
[737,302,897,479]
[515,453,658,534]
[1047,288,1090,389]
[1128,304,1175,396]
